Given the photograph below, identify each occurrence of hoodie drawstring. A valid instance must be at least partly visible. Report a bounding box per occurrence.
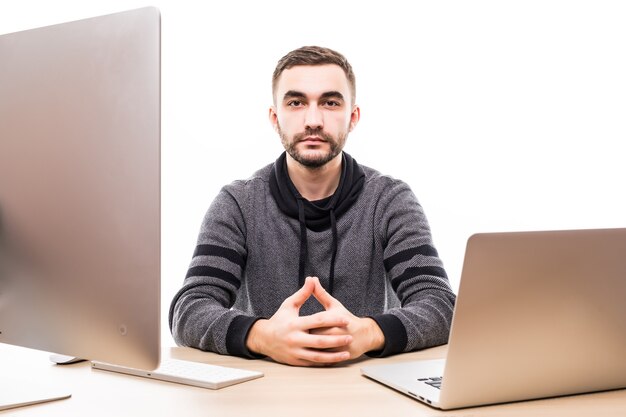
[297,198,308,289]
[296,198,338,294]
[328,208,337,294]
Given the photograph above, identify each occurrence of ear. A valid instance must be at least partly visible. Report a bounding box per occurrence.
[348,104,361,132]
[269,106,279,133]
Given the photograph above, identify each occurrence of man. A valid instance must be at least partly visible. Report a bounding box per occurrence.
[169,46,456,367]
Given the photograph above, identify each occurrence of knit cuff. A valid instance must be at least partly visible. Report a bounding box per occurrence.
[225,315,266,359]
[366,314,408,358]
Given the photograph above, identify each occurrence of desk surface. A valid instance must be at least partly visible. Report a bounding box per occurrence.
[2,343,625,416]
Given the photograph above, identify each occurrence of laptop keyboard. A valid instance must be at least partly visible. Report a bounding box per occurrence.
[418,376,443,389]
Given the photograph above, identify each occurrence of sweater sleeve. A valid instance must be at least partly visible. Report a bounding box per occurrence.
[168,186,263,359]
[368,179,456,357]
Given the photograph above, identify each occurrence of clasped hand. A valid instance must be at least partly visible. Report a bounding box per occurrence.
[246,276,385,367]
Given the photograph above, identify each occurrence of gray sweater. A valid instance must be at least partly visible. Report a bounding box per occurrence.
[169,154,456,358]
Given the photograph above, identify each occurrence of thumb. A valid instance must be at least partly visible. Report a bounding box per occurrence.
[283,276,316,310]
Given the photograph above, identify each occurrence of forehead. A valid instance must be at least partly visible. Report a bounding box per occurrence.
[275,64,351,99]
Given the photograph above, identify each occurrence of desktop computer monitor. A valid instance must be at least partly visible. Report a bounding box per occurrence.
[0,6,161,375]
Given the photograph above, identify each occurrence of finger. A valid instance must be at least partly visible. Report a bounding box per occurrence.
[299,311,348,330]
[297,332,352,350]
[295,348,350,364]
[282,276,316,309]
[311,278,339,310]
[309,326,348,336]
[307,276,321,285]
[286,355,344,368]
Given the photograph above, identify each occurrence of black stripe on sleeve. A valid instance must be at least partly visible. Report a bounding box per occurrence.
[391,266,448,292]
[193,244,245,268]
[185,266,241,290]
[384,245,439,272]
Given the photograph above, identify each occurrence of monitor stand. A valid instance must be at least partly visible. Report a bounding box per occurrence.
[0,347,74,411]
[0,378,71,411]
[49,353,87,365]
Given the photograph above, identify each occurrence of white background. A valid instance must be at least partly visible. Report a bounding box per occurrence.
[2,1,625,348]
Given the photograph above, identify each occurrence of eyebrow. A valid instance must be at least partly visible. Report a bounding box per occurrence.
[282,90,306,101]
[320,91,345,101]
[282,90,345,102]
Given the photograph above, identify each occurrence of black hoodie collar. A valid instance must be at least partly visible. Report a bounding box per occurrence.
[269,152,365,232]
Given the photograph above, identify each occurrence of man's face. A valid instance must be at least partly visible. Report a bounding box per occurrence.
[270,64,360,169]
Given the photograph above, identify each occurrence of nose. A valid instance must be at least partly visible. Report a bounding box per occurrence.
[304,104,323,130]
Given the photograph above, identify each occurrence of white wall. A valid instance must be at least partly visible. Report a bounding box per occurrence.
[3,0,625,348]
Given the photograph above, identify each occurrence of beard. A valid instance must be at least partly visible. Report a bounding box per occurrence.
[278,125,348,169]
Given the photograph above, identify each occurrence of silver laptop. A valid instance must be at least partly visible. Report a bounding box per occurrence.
[362,228,626,409]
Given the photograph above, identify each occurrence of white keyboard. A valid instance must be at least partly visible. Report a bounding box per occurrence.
[91,358,263,389]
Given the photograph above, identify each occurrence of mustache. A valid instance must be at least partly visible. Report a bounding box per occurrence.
[293,128,334,143]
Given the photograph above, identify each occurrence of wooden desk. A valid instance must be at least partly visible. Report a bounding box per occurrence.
[2,343,625,416]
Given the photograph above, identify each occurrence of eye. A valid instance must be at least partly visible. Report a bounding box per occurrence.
[287,100,304,107]
[323,100,341,108]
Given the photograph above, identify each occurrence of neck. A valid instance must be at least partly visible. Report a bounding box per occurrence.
[286,153,342,201]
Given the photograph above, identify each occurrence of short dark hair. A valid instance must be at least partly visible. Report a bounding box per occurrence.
[272,46,356,104]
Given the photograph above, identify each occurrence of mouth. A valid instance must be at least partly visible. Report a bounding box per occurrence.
[299,136,326,143]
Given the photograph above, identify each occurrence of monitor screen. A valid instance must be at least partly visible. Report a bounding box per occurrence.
[0,7,161,372]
